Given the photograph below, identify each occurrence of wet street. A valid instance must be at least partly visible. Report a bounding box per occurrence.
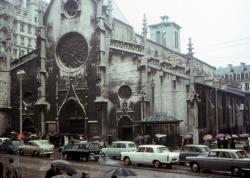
[0,151,248,178]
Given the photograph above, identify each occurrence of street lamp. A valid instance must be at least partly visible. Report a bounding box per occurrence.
[17,69,25,136]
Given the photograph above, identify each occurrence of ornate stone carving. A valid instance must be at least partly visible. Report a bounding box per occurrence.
[56,32,88,69]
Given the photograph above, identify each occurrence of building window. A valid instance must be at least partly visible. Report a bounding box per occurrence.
[237,74,240,80]
[246,83,249,91]
[233,73,236,80]
[175,31,179,49]
[34,16,37,23]
[20,22,25,32]
[28,38,32,47]
[241,73,244,80]
[172,80,176,90]
[28,25,32,34]
[19,50,25,57]
[156,31,161,44]
[229,75,232,81]
[245,73,249,80]
[21,36,24,45]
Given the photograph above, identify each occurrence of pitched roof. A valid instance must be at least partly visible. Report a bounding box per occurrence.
[135,112,182,124]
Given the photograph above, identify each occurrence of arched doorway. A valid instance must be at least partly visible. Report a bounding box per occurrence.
[58,98,86,134]
[23,117,34,132]
[118,116,133,140]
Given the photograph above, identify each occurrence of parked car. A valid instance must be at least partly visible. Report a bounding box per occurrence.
[0,138,10,145]
[179,144,210,164]
[121,144,179,168]
[186,148,250,176]
[0,140,22,154]
[101,141,137,159]
[62,142,101,162]
[18,140,54,157]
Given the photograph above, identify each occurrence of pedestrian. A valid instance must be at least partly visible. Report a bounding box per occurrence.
[5,158,19,178]
[80,172,89,178]
[45,164,57,178]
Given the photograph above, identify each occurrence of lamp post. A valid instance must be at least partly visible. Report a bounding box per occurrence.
[17,70,25,136]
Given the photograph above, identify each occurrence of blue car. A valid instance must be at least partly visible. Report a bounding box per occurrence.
[0,140,21,154]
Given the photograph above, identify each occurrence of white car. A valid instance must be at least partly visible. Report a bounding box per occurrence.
[121,145,179,168]
[18,140,54,157]
[101,141,137,159]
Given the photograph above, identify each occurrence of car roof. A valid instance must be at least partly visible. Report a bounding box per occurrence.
[139,145,166,148]
[210,149,243,152]
[185,144,209,147]
[0,137,10,140]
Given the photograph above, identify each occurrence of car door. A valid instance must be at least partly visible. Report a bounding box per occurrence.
[133,147,145,163]
[143,147,154,164]
[180,146,190,162]
[215,151,232,171]
[204,151,220,170]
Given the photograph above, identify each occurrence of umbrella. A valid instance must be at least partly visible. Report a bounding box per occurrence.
[232,134,238,138]
[225,134,232,140]
[216,133,225,139]
[155,134,166,138]
[203,134,213,141]
[105,167,137,177]
[239,133,249,138]
[143,135,150,139]
[51,160,77,175]
[133,135,143,142]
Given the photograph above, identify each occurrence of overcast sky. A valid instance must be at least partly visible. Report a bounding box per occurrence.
[46,0,250,68]
[114,0,250,68]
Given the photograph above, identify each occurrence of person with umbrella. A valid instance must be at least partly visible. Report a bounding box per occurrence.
[45,164,57,178]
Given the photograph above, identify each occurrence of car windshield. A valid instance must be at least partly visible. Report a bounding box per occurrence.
[156,146,170,153]
[128,143,136,148]
[12,141,21,146]
[235,151,248,158]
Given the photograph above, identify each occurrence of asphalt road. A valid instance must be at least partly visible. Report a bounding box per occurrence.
[1,151,249,178]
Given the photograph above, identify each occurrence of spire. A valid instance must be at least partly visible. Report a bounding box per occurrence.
[187,37,194,59]
[107,0,113,20]
[142,14,147,45]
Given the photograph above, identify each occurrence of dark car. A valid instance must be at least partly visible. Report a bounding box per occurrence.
[0,140,22,154]
[179,144,210,164]
[187,149,250,176]
[62,142,101,162]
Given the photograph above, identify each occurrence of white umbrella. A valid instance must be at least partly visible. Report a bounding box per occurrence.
[155,134,166,138]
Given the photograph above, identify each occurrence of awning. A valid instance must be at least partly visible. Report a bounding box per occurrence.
[134,112,182,124]
[35,97,50,111]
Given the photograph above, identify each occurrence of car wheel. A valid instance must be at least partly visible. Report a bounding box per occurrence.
[191,162,200,172]
[32,151,38,157]
[46,154,50,158]
[153,160,161,168]
[82,156,88,162]
[123,157,131,166]
[231,167,242,176]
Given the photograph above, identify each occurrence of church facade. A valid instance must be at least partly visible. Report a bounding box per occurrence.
[2,0,249,144]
